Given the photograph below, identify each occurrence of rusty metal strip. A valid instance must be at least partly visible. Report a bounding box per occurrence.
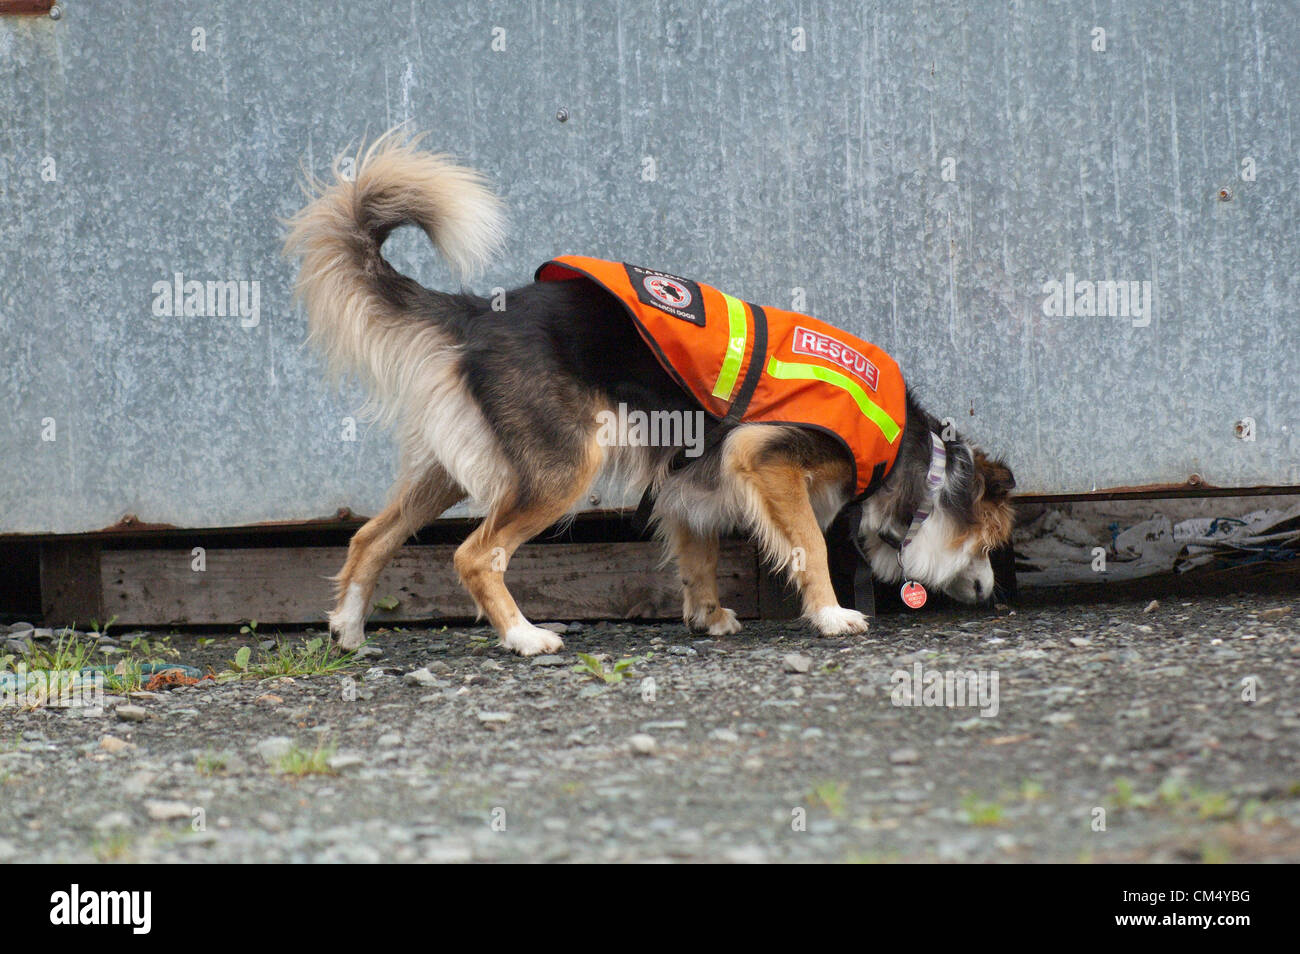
[0,1,55,16]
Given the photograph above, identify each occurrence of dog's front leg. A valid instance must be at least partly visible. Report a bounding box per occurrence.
[779,522,870,637]
[664,518,743,636]
[730,441,869,637]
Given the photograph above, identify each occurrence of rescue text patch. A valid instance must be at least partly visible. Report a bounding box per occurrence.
[791,326,880,391]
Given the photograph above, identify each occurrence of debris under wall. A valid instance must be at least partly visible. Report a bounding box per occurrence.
[1014,496,1300,588]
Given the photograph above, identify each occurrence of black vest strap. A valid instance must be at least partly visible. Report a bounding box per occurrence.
[827,501,876,616]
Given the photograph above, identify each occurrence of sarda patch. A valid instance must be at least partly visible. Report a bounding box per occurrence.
[623,262,706,326]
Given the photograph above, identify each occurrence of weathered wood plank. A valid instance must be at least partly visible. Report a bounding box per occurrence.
[40,540,103,627]
[756,561,801,620]
[99,541,759,626]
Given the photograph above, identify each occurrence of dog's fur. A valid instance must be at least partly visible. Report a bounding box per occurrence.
[285,131,1015,656]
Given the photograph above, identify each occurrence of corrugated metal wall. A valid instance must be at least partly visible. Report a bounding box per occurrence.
[2,0,1296,534]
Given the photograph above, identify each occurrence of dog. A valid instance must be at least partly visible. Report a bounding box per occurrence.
[284,131,1015,656]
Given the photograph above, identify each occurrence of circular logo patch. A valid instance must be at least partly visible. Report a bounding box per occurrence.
[643,275,692,309]
[900,580,928,609]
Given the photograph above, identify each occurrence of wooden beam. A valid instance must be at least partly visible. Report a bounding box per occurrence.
[98,541,759,627]
[39,540,103,627]
[0,1,55,15]
[756,559,801,619]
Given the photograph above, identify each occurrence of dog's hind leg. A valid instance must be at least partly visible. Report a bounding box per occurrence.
[663,518,743,636]
[330,466,466,649]
[727,428,869,637]
[453,441,603,656]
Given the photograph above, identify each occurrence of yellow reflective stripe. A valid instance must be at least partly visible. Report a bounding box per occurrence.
[765,356,902,444]
[711,293,748,401]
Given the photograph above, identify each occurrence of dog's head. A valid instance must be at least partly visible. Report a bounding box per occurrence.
[863,442,1016,603]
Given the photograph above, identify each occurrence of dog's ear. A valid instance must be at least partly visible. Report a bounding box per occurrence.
[939,441,979,520]
[973,450,1016,499]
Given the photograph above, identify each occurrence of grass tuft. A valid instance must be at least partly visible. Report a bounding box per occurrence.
[196,751,229,776]
[572,653,642,685]
[807,780,847,817]
[227,637,358,679]
[276,738,337,777]
[961,794,1006,827]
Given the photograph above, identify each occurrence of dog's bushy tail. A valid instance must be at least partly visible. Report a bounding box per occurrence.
[283,128,505,388]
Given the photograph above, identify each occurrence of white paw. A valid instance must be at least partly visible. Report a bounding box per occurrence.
[707,608,743,636]
[686,604,743,636]
[501,622,565,657]
[811,605,870,637]
[329,617,366,650]
[328,583,367,650]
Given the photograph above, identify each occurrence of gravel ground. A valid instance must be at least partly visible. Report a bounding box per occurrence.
[2,594,1298,863]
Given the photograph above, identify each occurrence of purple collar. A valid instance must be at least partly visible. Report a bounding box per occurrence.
[879,431,946,561]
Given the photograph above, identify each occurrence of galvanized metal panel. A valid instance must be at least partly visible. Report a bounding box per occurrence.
[2,0,1296,534]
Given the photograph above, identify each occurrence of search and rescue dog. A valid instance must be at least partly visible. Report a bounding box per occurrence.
[285,131,1016,656]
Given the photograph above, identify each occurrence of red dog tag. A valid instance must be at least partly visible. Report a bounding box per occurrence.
[900,580,927,609]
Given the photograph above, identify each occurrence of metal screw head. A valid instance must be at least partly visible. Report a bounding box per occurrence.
[49,4,62,19]
[588,493,600,505]
[556,107,569,123]
[1217,186,1233,201]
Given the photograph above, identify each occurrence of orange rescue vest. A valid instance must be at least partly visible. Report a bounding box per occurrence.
[536,256,907,498]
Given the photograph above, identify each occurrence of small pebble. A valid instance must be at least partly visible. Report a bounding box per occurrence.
[783,654,813,674]
[327,753,365,773]
[253,736,293,763]
[115,705,148,723]
[145,800,192,821]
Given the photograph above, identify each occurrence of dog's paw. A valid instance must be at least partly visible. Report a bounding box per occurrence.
[811,605,870,637]
[686,604,743,636]
[705,607,743,636]
[329,617,367,651]
[501,622,564,657]
[328,584,368,650]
